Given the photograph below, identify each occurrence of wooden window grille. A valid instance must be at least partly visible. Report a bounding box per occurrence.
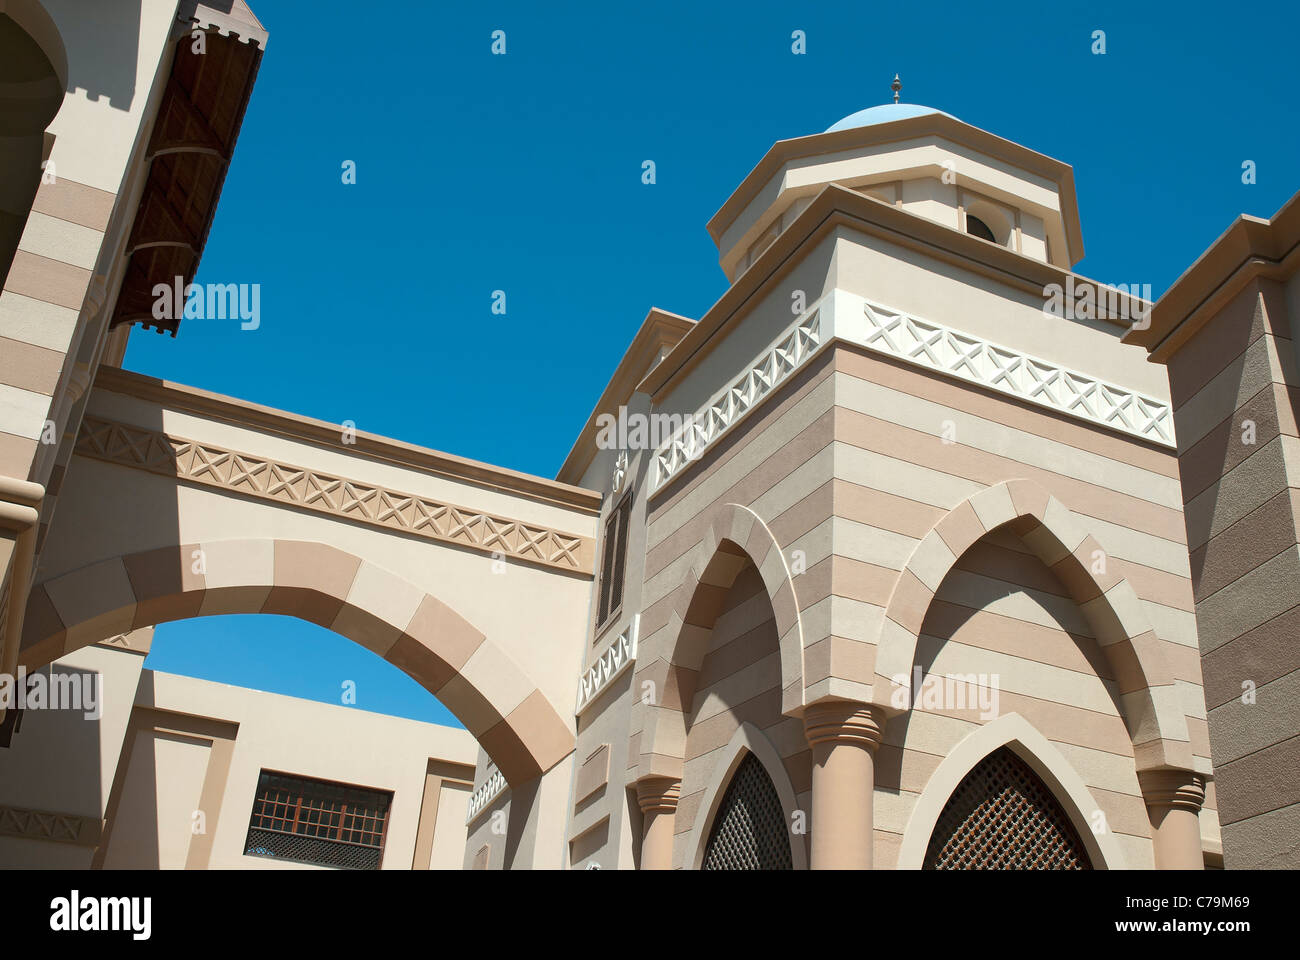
[596,493,632,632]
[702,753,793,870]
[923,746,1092,870]
[243,770,392,870]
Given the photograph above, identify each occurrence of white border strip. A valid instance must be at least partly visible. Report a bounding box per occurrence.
[846,295,1175,447]
[650,308,824,493]
[465,769,507,826]
[575,614,639,716]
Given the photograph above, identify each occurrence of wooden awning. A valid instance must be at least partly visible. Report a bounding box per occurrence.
[110,14,263,334]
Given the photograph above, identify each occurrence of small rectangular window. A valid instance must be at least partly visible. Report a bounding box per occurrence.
[596,493,633,632]
[244,770,392,870]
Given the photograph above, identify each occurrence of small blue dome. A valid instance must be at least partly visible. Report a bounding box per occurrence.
[825,103,953,133]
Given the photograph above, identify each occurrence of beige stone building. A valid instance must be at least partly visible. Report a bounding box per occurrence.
[1,1,1296,870]
[0,630,477,869]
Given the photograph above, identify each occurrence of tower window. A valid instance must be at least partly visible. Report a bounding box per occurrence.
[965,214,997,243]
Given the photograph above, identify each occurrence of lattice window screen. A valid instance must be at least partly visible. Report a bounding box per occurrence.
[243,770,391,870]
[702,753,793,870]
[923,747,1092,870]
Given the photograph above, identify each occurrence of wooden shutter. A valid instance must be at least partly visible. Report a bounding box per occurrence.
[597,510,619,625]
[597,494,632,629]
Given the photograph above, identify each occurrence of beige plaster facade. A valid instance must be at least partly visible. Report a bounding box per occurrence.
[0,631,477,869]
[1,1,1294,871]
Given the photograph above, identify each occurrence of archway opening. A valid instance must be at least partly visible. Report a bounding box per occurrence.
[923,746,1093,869]
[702,752,792,870]
[145,613,462,726]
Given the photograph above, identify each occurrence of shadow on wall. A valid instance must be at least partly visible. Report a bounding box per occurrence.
[0,663,104,868]
[1181,283,1300,586]
[45,0,140,110]
[96,671,161,869]
[0,12,64,290]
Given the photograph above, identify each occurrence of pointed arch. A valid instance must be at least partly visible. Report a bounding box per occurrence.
[897,713,1126,870]
[874,478,1192,774]
[686,722,805,870]
[634,503,804,782]
[19,538,570,785]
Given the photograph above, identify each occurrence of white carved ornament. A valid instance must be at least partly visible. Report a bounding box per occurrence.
[651,311,822,492]
[610,450,628,495]
[575,614,639,715]
[465,769,508,825]
[858,300,1175,446]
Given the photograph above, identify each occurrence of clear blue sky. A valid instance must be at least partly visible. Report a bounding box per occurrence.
[129,0,1300,726]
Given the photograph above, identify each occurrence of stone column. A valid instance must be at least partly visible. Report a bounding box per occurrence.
[636,776,681,870]
[0,478,44,708]
[1139,770,1206,870]
[804,699,886,869]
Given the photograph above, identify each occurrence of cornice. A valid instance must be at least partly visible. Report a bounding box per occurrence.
[707,112,1083,264]
[93,367,600,515]
[1123,190,1300,364]
[555,309,694,488]
[643,182,1145,405]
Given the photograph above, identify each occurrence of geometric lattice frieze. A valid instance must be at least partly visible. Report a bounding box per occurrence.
[74,416,594,574]
[0,804,98,846]
[575,614,639,716]
[465,769,508,825]
[858,299,1175,447]
[651,310,823,494]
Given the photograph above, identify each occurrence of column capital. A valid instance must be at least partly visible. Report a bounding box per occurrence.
[1138,770,1207,812]
[0,477,43,533]
[803,699,886,752]
[635,775,681,815]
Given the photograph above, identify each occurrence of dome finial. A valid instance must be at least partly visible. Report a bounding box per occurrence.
[891,74,902,104]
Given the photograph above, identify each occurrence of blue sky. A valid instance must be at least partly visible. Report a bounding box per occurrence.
[130,0,1300,726]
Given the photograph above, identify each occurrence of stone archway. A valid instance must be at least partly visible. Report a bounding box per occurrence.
[874,478,1193,774]
[897,712,1126,869]
[685,721,808,870]
[21,537,571,785]
[633,502,804,784]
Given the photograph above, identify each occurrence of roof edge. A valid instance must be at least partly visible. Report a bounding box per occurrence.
[94,367,601,514]
[706,112,1084,266]
[555,308,695,487]
[646,183,1141,404]
[1123,190,1300,362]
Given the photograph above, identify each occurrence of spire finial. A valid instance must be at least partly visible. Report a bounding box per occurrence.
[891,74,902,104]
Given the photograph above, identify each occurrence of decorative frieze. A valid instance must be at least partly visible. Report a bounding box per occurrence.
[645,293,1175,497]
[0,804,100,846]
[465,769,508,825]
[651,311,822,492]
[855,298,1175,447]
[74,416,594,573]
[576,614,639,715]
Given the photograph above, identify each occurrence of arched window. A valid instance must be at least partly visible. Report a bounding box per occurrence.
[965,214,997,243]
[923,746,1092,869]
[701,753,792,870]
